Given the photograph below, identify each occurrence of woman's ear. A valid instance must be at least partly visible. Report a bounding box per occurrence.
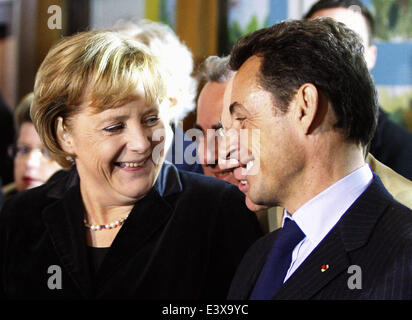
[56,117,75,154]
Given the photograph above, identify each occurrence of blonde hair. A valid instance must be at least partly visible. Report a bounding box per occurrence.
[111,19,197,123]
[31,30,167,168]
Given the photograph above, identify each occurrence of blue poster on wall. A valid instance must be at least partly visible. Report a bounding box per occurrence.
[369,0,412,129]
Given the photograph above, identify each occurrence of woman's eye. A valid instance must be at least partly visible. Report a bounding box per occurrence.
[103,124,124,133]
[16,145,31,155]
[144,116,160,126]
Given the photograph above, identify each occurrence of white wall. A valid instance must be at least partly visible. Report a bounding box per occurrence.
[288,0,318,19]
[90,0,145,30]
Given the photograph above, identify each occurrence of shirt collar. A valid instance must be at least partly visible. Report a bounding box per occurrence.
[283,164,373,246]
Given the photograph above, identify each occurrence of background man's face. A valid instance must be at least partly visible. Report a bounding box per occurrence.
[310,7,377,70]
[196,81,238,184]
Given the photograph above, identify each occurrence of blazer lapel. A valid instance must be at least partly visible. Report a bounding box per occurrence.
[273,176,392,300]
[273,226,350,299]
[237,230,281,299]
[39,163,180,297]
[94,163,180,289]
[94,188,173,287]
[41,183,93,298]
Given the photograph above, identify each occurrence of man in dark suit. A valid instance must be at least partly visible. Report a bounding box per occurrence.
[304,0,412,180]
[221,18,412,299]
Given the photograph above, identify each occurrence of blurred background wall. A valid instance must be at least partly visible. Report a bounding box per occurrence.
[223,0,412,132]
[1,0,411,132]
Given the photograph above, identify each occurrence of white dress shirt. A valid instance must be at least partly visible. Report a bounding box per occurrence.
[282,164,373,283]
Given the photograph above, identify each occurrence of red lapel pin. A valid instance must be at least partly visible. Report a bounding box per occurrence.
[321,264,329,272]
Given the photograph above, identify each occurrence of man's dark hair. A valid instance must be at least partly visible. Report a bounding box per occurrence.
[229,18,378,147]
[304,0,375,45]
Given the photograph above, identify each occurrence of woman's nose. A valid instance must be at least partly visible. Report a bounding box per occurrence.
[127,127,152,154]
[26,149,43,167]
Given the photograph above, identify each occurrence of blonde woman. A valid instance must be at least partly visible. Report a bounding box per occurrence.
[0,30,261,299]
[111,19,202,173]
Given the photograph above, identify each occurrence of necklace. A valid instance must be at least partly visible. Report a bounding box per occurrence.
[84,216,128,231]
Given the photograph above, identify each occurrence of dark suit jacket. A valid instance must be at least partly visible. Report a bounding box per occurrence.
[0,163,262,299]
[228,176,412,300]
[370,109,412,180]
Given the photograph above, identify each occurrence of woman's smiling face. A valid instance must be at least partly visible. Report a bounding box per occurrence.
[60,97,166,205]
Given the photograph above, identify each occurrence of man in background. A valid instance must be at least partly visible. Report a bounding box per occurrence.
[194,56,269,232]
[305,0,412,180]
[195,56,237,184]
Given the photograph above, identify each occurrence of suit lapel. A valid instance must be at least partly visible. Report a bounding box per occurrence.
[239,230,281,299]
[273,226,350,299]
[41,184,93,298]
[272,176,392,299]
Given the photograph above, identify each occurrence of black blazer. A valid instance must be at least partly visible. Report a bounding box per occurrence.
[0,163,262,299]
[228,176,412,300]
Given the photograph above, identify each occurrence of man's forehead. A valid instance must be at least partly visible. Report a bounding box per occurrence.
[223,75,234,108]
[196,81,228,129]
[198,81,227,112]
[238,55,262,75]
[221,55,263,126]
[230,56,261,94]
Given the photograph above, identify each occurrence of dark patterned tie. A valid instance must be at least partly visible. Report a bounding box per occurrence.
[250,218,305,300]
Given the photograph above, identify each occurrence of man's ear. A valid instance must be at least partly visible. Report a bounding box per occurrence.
[293,83,320,135]
[56,117,75,154]
[365,44,377,70]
